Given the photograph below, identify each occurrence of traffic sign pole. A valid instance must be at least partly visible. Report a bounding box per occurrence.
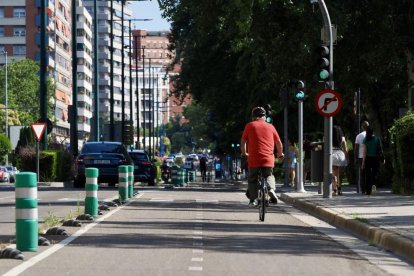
[31,123,46,183]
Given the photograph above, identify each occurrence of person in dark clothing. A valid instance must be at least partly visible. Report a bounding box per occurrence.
[361,126,381,195]
[199,156,207,182]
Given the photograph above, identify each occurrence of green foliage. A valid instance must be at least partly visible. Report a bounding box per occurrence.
[174,156,184,166]
[16,146,72,182]
[160,0,413,161]
[0,59,54,126]
[15,127,36,154]
[389,112,414,194]
[0,133,12,163]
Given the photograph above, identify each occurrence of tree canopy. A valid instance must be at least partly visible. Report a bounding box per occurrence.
[159,0,414,151]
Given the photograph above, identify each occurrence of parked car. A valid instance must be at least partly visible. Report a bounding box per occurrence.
[5,166,19,183]
[128,149,156,186]
[74,141,133,188]
[0,166,10,183]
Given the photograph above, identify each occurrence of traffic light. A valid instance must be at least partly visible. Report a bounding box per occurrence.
[318,45,330,82]
[295,80,305,101]
[264,104,273,123]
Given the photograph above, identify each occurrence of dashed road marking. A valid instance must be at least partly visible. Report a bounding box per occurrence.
[191,257,203,262]
[149,198,174,202]
[192,249,204,254]
[189,266,203,271]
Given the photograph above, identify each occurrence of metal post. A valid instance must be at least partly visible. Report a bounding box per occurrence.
[297,100,305,192]
[40,0,47,149]
[156,74,159,155]
[92,0,99,141]
[121,1,125,144]
[71,0,78,156]
[318,0,334,198]
[356,88,361,193]
[142,48,146,150]
[129,21,133,146]
[134,36,140,149]
[148,59,152,157]
[4,51,8,165]
[283,88,289,187]
[110,0,114,140]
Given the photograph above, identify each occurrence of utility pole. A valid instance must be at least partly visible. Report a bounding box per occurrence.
[317,0,334,198]
[121,1,125,145]
[92,0,100,141]
[71,0,79,156]
[40,0,48,150]
[110,0,115,141]
[134,36,140,149]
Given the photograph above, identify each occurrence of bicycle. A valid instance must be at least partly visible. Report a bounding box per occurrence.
[257,167,269,222]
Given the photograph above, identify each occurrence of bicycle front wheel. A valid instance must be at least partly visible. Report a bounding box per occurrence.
[259,185,266,221]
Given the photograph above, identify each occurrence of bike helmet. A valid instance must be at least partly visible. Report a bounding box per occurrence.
[252,106,266,118]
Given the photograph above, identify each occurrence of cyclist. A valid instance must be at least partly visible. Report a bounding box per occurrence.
[241,106,284,207]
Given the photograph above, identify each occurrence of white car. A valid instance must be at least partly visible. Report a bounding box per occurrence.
[5,166,19,183]
[0,166,10,182]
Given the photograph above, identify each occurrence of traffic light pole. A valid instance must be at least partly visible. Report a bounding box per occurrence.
[317,0,334,198]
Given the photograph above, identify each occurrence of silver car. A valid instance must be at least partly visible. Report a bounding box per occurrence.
[5,166,19,183]
[0,166,10,183]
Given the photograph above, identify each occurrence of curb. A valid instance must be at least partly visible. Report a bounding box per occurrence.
[280,193,414,263]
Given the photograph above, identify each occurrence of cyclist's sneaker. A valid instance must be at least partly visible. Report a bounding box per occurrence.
[268,189,278,204]
[248,199,258,208]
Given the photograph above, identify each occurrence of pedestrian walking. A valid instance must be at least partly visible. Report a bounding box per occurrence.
[332,125,348,195]
[284,138,299,188]
[303,135,313,184]
[199,155,207,182]
[355,121,369,193]
[361,126,382,195]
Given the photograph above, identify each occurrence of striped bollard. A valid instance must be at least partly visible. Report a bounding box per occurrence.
[118,165,129,201]
[85,168,99,217]
[15,172,38,252]
[128,165,134,198]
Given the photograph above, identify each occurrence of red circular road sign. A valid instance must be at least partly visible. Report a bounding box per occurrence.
[314,88,342,117]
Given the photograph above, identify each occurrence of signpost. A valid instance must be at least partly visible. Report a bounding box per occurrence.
[31,123,46,182]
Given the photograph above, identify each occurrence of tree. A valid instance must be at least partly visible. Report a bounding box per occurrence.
[0,59,54,127]
[159,0,414,150]
[0,133,12,164]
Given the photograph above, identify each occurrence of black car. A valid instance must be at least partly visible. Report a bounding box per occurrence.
[128,149,156,186]
[74,141,133,188]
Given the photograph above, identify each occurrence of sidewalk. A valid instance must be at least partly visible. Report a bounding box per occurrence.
[276,183,414,264]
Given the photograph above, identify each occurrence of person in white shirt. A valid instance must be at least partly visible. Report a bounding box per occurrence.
[354,121,369,194]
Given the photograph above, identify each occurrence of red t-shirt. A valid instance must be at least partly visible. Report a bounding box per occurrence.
[242,119,281,168]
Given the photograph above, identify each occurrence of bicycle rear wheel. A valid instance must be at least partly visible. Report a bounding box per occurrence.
[259,181,266,221]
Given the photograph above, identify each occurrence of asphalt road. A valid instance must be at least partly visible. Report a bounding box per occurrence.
[0,184,412,275]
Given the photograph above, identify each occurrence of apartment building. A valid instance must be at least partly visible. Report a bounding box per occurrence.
[0,0,93,148]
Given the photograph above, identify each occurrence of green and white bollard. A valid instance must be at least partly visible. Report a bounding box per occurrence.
[85,168,99,217]
[15,172,38,252]
[118,165,129,201]
[128,165,134,198]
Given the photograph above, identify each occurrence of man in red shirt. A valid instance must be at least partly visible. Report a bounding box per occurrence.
[241,107,284,207]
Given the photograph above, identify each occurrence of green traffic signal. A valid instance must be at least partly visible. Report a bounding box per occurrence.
[319,69,329,80]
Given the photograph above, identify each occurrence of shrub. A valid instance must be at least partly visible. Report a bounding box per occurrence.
[389,112,414,194]
[0,133,12,164]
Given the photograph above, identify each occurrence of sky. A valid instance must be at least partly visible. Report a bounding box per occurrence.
[129,1,171,31]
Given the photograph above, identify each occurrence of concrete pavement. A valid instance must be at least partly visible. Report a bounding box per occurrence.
[274,183,414,264]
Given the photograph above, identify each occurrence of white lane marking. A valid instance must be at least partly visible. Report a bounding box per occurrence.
[192,249,204,254]
[279,202,414,276]
[0,195,14,200]
[195,220,203,223]
[193,231,203,235]
[188,266,203,271]
[191,257,203,262]
[57,198,79,202]
[193,242,203,246]
[3,193,144,276]
[193,236,203,240]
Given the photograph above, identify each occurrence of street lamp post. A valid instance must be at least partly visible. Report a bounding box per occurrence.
[317,0,334,198]
[2,51,8,165]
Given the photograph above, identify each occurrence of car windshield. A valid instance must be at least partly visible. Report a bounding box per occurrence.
[81,143,125,154]
[6,166,13,171]
[130,153,149,161]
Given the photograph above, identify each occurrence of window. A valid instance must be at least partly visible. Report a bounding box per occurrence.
[0,46,4,53]
[13,7,26,18]
[0,8,4,18]
[13,27,26,37]
[13,45,26,56]
[0,27,4,37]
